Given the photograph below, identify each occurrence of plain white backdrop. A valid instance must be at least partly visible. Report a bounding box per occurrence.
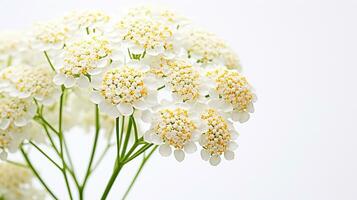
[1,0,357,199]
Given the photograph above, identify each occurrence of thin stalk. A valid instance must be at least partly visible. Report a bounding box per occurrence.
[118,117,125,158]
[44,51,56,71]
[39,116,59,134]
[124,144,153,164]
[80,105,101,199]
[122,146,157,200]
[120,117,133,158]
[100,164,123,200]
[58,87,74,200]
[91,143,114,173]
[5,160,27,168]
[41,123,60,155]
[30,141,62,170]
[132,116,138,141]
[116,117,120,158]
[21,147,58,200]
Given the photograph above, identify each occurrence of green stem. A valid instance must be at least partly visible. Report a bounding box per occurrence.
[91,143,114,173]
[132,116,138,141]
[80,105,100,199]
[30,141,62,170]
[5,159,27,168]
[120,117,133,158]
[124,144,153,164]
[100,164,124,200]
[122,146,157,200]
[44,51,56,71]
[41,123,60,155]
[58,87,74,200]
[116,117,121,159]
[21,147,58,200]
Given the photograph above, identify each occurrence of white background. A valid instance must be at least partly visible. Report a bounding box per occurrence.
[1,0,357,200]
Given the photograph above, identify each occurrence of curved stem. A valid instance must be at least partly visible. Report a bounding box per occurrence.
[44,51,56,71]
[21,147,58,200]
[120,117,133,158]
[122,146,157,200]
[30,141,62,170]
[80,105,100,199]
[58,87,74,200]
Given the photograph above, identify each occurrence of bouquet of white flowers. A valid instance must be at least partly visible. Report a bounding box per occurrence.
[0,6,256,200]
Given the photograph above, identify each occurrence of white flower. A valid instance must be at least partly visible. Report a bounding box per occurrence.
[0,163,45,200]
[183,29,242,71]
[4,65,61,105]
[63,10,111,34]
[53,34,123,88]
[207,68,257,123]
[199,108,239,166]
[29,20,71,51]
[90,63,159,117]
[111,12,183,58]
[122,6,190,28]
[0,31,27,67]
[157,58,210,103]
[144,102,206,162]
[0,93,36,130]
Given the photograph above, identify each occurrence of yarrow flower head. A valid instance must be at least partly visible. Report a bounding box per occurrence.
[53,34,123,88]
[0,93,36,130]
[144,102,207,162]
[123,6,189,28]
[90,63,159,117]
[207,68,256,123]
[0,31,26,67]
[0,163,45,200]
[112,10,183,58]
[63,10,111,33]
[155,58,210,103]
[199,108,239,166]
[2,65,61,105]
[29,20,71,51]
[183,29,242,71]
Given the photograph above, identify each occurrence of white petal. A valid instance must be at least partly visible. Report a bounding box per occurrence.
[132,100,147,110]
[88,68,103,75]
[14,117,28,127]
[0,118,11,130]
[239,112,250,123]
[232,111,250,123]
[77,76,90,88]
[174,149,185,162]
[90,91,104,104]
[150,133,162,144]
[200,149,210,161]
[224,150,235,160]
[145,91,158,106]
[63,77,76,88]
[141,110,152,123]
[228,141,239,151]
[247,103,255,113]
[209,155,221,166]
[99,101,120,117]
[183,142,197,154]
[53,74,65,85]
[117,103,134,116]
[159,144,172,157]
[143,75,162,90]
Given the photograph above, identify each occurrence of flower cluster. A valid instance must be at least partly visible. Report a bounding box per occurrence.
[0,6,256,167]
[0,163,45,200]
